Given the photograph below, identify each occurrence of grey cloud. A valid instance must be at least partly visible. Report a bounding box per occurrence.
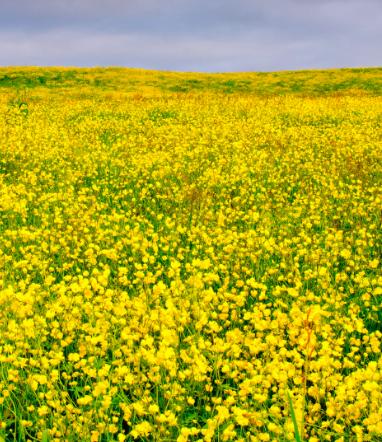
[0,0,380,71]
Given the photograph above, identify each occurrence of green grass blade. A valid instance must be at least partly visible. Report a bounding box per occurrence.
[287,391,302,442]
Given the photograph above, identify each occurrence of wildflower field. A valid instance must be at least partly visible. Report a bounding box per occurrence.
[0,67,381,441]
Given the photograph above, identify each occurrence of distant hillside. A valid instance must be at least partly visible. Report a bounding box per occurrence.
[0,66,382,96]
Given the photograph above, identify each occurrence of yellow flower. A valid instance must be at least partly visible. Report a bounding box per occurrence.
[77,395,93,406]
[130,421,152,438]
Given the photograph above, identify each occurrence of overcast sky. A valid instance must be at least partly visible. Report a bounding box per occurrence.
[0,0,381,72]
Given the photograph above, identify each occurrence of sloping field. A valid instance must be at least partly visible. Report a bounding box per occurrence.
[0,68,381,441]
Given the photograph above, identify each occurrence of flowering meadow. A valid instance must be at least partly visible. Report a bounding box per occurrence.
[0,68,381,441]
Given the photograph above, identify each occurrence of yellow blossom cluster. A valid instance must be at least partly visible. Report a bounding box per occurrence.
[0,67,381,441]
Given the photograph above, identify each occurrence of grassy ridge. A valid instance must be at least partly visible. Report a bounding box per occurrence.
[0,66,382,95]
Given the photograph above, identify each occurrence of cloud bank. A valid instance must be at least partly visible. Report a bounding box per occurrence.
[0,0,381,71]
